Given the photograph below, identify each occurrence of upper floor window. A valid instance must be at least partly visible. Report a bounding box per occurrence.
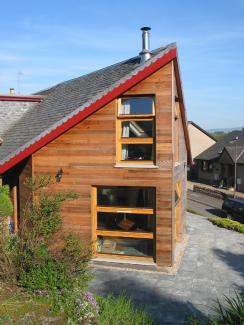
[117,96,155,164]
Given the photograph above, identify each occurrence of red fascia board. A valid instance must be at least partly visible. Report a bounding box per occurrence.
[0,48,177,174]
[0,95,43,102]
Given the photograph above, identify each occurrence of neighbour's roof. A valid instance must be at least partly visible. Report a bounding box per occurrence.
[195,130,244,162]
[0,95,42,138]
[0,43,191,173]
[188,121,217,142]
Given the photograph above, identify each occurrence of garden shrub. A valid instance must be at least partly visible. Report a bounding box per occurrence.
[97,294,153,325]
[208,217,244,233]
[0,176,92,293]
[0,178,154,324]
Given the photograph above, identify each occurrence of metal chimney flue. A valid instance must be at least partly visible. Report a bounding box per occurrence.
[139,27,151,64]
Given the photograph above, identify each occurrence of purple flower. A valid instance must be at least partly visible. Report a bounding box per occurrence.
[84,291,97,307]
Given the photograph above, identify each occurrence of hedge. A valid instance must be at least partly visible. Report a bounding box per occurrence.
[208,217,244,233]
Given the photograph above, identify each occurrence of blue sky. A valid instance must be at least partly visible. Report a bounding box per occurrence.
[0,0,243,129]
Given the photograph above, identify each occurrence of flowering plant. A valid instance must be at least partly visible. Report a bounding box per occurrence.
[67,289,99,325]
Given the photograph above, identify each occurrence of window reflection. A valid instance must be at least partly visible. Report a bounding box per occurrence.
[97,236,153,257]
[97,187,155,208]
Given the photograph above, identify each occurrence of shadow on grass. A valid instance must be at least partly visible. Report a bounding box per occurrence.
[90,270,208,325]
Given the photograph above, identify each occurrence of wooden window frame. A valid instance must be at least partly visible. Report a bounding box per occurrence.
[116,96,156,165]
[91,186,155,261]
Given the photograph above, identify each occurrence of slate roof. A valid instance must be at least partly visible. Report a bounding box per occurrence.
[0,44,176,167]
[195,129,244,163]
[0,100,38,137]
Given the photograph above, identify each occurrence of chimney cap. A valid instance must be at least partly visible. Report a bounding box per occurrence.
[141,26,151,31]
[9,88,15,95]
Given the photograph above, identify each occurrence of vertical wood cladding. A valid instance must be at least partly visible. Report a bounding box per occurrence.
[173,67,187,247]
[31,62,175,266]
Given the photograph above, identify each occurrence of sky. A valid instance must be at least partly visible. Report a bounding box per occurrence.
[0,0,243,129]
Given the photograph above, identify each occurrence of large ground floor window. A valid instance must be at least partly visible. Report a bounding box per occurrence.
[92,186,155,260]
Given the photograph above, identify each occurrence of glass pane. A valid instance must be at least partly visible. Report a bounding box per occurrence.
[122,144,153,160]
[120,97,153,115]
[97,212,154,232]
[97,187,155,208]
[97,236,153,257]
[121,121,153,138]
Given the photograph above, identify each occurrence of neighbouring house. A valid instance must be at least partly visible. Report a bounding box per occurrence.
[188,121,216,160]
[187,121,216,179]
[0,27,191,269]
[195,129,244,192]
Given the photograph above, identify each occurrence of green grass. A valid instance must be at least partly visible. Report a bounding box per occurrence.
[0,284,153,325]
[208,217,244,233]
[97,294,153,325]
[0,283,65,324]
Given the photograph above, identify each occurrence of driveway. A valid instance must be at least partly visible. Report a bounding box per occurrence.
[89,213,244,324]
[187,190,226,218]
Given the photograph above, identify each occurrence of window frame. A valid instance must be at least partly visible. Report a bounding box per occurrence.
[202,160,208,172]
[91,186,155,261]
[116,96,156,165]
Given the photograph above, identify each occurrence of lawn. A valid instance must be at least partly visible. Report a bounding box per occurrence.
[0,283,65,324]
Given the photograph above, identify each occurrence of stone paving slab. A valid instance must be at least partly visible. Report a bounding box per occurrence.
[89,213,244,324]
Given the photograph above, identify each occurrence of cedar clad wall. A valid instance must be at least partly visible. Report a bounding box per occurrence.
[32,62,174,266]
[173,68,187,244]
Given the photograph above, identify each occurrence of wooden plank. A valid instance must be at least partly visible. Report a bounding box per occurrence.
[119,138,153,144]
[96,230,153,239]
[96,206,154,214]
[96,253,154,261]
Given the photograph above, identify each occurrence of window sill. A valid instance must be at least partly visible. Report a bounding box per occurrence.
[114,164,159,169]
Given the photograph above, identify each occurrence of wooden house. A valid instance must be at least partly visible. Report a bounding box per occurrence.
[188,121,216,160]
[0,27,191,269]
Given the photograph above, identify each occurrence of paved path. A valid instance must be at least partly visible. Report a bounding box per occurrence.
[90,214,244,324]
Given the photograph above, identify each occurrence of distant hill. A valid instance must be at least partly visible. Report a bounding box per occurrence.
[207,127,244,141]
[207,126,243,133]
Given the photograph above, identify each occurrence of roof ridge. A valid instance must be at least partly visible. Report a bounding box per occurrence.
[34,43,175,95]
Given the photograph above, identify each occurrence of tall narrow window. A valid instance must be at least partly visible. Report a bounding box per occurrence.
[92,186,155,259]
[117,97,155,164]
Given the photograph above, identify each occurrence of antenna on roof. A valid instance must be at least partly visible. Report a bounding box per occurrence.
[17,71,23,94]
